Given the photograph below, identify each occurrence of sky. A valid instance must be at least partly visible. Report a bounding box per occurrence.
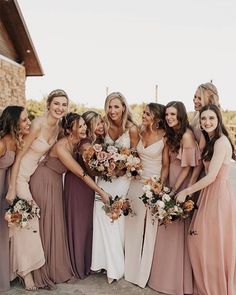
[18,0,236,111]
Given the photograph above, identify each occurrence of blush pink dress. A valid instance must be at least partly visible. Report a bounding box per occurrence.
[10,133,57,280]
[188,161,236,295]
[148,145,200,295]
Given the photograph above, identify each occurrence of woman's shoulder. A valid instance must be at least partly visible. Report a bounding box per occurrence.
[0,139,6,157]
[182,128,197,147]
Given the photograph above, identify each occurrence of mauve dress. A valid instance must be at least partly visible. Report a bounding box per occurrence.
[0,151,15,291]
[30,155,75,289]
[188,161,236,295]
[64,138,95,279]
[148,145,200,295]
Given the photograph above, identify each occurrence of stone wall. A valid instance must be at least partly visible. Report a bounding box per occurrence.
[0,56,26,111]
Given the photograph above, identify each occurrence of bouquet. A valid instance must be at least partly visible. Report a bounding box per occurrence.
[140,176,195,226]
[102,196,135,223]
[5,196,40,228]
[83,143,142,182]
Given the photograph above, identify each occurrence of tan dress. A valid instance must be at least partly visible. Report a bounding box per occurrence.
[124,139,164,288]
[0,151,15,291]
[10,134,56,279]
[188,162,236,295]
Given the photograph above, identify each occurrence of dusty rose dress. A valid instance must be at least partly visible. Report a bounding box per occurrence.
[0,151,15,291]
[188,162,236,295]
[148,145,200,295]
[64,139,95,279]
[30,155,75,289]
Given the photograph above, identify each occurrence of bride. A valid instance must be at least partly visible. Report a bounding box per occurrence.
[91,92,139,283]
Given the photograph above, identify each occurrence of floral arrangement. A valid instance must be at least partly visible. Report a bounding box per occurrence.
[140,175,195,226]
[5,196,40,228]
[83,143,142,182]
[102,195,135,222]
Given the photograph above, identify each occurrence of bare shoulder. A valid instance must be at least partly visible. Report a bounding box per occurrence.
[30,117,43,134]
[128,123,139,135]
[182,128,196,146]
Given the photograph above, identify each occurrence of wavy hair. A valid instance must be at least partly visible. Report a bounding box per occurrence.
[200,104,235,161]
[0,105,25,148]
[165,101,191,153]
[197,82,220,108]
[82,111,104,142]
[61,112,82,136]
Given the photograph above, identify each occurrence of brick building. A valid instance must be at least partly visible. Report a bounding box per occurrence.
[0,0,43,110]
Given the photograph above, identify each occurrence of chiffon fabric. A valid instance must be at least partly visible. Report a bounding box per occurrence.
[30,155,75,289]
[188,162,236,295]
[125,139,164,288]
[91,131,131,281]
[64,138,95,279]
[148,145,200,295]
[9,135,54,279]
[0,151,15,291]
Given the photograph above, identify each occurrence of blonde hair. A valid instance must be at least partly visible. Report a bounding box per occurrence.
[197,82,220,108]
[82,111,103,142]
[104,92,135,132]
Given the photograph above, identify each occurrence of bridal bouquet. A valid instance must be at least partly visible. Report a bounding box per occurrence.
[102,196,135,223]
[83,143,142,182]
[5,196,40,228]
[140,176,195,226]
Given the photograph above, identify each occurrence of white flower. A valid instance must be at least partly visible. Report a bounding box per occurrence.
[143,184,151,192]
[162,194,171,202]
[156,200,165,209]
[145,190,153,199]
[151,175,159,182]
[107,145,118,153]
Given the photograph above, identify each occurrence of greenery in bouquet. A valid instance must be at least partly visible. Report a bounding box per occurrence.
[102,195,135,222]
[5,196,40,228]
[140,175,195,226]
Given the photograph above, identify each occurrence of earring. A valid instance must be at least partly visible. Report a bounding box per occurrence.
[156,122,159,129]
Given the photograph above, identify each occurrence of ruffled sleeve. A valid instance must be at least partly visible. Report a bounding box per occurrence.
[176,144,201,167]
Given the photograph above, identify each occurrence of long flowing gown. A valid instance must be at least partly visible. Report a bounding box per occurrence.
[188,161,236,295]
[91,130,131,281]
[125,139,164,288]
[0,151,15,291]
[9,134,55,279]
[64,138,95,279]
[30,155,75,289]
[148,145,200,295]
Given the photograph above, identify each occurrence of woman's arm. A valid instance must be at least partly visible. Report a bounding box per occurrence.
[0,140,6,157]
[176,137,229,203]
[55,143,110,204]
[129,125,140,148]
[160,141,169,185]
[6,121,40,203]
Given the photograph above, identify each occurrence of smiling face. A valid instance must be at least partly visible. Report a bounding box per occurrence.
[108,98,124,122]
[165,106,179,129]
[193,88,202,111]
[48,96,68,119]
[142,106,154,127]
[19,110,31,136]
[72,117,87,142]
[200,109,218,136]
[94,117,105,137]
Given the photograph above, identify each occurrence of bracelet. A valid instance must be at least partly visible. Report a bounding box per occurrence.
[82,171,87,178]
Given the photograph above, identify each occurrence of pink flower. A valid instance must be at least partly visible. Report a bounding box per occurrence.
[97,151,108,162]
[93,144,103,152]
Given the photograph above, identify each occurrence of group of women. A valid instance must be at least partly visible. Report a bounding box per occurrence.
[0,83,236,295]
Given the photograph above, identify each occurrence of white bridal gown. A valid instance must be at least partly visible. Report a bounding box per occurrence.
[91,130,131,281]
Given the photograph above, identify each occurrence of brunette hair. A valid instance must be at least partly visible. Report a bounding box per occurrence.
[61,112,82,136]
[200,104,235,160]
[47,89,69,108]
[165,101,191,153]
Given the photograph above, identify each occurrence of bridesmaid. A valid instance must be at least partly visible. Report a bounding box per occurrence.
[176,105,236,295]
[64,111,105,279]
[0,106,30,291]
[148,101,200,295]
[6,89,69,290]
[30,112,110,289]
[124,103,169,288]
[91,92,139,283]
[191,82,220,143]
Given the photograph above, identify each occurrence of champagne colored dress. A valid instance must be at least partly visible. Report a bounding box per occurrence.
[10,134,57,279]
[188,161,236,295]
[125,139,164,288]
[148,145,200,295]
[0,151,15,291]
[30,155,75,289]
[64,138,95,279]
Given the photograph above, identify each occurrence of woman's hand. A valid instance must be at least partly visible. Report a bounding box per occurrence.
[6,190,16,205]
[100,191,111,204]
[175,190,188,204]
